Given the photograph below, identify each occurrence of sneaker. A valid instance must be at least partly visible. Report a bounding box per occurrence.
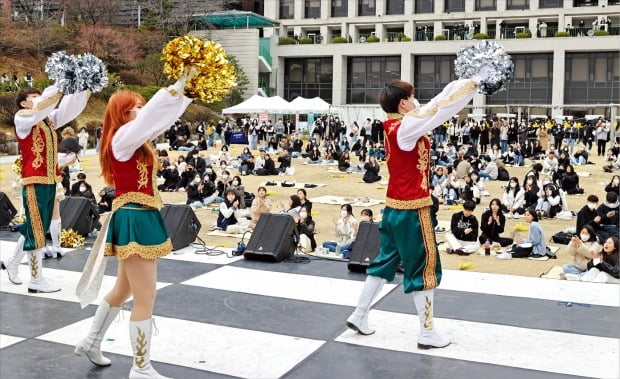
[505,212,513,219]
[528,255,549,261]
[496,251,512,260]
[513,213,522,219]
[434,226,446,233]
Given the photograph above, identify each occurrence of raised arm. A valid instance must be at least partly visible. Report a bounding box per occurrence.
[49,90,91,129]
[14,85,62,138]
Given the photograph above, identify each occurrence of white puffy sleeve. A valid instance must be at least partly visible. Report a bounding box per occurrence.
[14,85,63,139]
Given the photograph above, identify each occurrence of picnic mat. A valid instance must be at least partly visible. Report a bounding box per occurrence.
[302,161,338,166]
[312,195,385,207]
[540,265,580,280]
[326,167,363,174]
[261,181,327,189]
[207,230,251,239]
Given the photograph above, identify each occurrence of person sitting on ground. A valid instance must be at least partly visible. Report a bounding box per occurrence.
[239,154,255,176]
[580,236,619,283]
[479,198,513,247]
[442,170,460,204]
[177,162,197,191]
[297,189,313,216]
[605,175,620,195]
[535,183,562,219]
[249,186,272,229]
[297,206,317,253]
[307,145,321,163]
[543,151,558,175]
[97,186,115,214]
[499,209,547,260]
[562,225,601,278]
[431,166,447,198]
[277,149,292,174]
[255,153,278,175]
[239,147,252,162]
[70,172,93,198]
[158,165,180,191]
[445,200,479,254]
[478,156,498,180]
[217,145,231,167]
[359,208,375,223]
[362,156,381,183]
[280,194,302,221]
[560,164,584,195]
[186,173,205,209]
[503,177,525,218]
[322,204,358,258]
[595,191,620,240]
[460,173,481,204]
[576,194,601,233]
[338,151,351,172]
[216,189,249,233]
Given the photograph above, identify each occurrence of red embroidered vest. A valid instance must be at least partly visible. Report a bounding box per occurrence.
[17,119,61,185]
[111,152,162,211]
[384,116,433,210]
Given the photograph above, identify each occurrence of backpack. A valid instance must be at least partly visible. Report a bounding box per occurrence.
[551,231,572,245]
[497,167,510,181]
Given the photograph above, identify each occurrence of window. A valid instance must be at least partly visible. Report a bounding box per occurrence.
[565,52,620,104]
[475,0,496,11]
[347,56,401,104]
[415,0,434,13]
[445,0,465,12]
[279,0,294,19]
[386,0,405,15]
[358,0,376,16]
[486,54,553,105]
[305,0,320,18]
[573,0,599,6]
[506,0,529,9]
[539,0,562,8]
[284,58,333,103]
[414,55,458,103]
[331,0,348,17]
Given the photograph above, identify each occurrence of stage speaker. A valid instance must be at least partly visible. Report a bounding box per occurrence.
[59,197,100,236]
[348,221,381,273]
[0,192,17,227]
[160,204,201,251]
[244,213,297,262]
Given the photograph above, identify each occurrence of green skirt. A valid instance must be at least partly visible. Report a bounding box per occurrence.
[104,203,172,260]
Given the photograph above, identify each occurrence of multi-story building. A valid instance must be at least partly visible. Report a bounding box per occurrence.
[264,0,620,118]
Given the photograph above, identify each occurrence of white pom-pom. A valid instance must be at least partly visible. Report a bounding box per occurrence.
[45,51,79,94]
[75,53,109,93]
[454,41,514,96]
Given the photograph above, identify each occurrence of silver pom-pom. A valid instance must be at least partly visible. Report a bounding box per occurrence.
[75,53,109,93]
[454,41,514,96]
[45,51,79,94]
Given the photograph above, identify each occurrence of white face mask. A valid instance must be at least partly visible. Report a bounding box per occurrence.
[587,203,597,210]
[580,233,590,241]
[510,183,517,188]
[413,98,421,111]
[232,180,239,186]
[79,186,86,192]
[614,179,620,185]
[526,179,533,185]
[299,211,307,219]
[193,178,201,184]
[340,210,348,218]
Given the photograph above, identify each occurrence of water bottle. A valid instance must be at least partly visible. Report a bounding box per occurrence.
[484,239,491,256]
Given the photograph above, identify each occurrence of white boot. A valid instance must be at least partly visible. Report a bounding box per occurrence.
[28,248,61,293]
[413,289,450,349]
[346,275,386,335]
[0,235,26,285]
[74,300,121,366]
[129,319,172,379]
[45,219,64,258]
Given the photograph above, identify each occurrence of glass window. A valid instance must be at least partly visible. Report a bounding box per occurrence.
[475,0,496,11]
[506,0,529,9]
[347,56,401,104]
[305,0,321,18]
[486,54,553,105]
[279,0,294,19]
[415,55,458,103]
[386,0,405,14]
[539,0,562,8]
[415,0,434,13]
[284,58,333,103]
[359,0,376,16]
[331,0,348,17]
[573,0,600,6]
[445,0,465,12]
[565,52,620,104]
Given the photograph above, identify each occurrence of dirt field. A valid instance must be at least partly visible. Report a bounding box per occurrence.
[1,141,616,279]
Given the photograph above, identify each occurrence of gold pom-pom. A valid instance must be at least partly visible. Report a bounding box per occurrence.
[12,157,22,176]
[162,36,237,103]
[60,228,85,248]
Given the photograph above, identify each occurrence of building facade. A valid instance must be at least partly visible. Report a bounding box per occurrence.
[265,0,620,118]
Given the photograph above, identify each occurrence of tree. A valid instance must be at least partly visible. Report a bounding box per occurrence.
[66,0,121,25]
[75,24,141,72]
[137,52,167,86]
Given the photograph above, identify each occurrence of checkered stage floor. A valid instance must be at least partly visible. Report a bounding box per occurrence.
[0,232,618,379]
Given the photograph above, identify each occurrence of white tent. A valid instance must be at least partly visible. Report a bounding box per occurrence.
[289,96,331,113]
[221,95,294,114]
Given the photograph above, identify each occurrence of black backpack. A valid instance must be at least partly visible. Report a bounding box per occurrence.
[497,167,510,181]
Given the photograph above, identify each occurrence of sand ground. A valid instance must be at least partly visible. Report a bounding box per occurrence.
[1,141,616,279]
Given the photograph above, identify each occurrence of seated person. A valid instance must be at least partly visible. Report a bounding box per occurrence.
[359,208,375,223]
[297,206,317,253]
[362,156,381,183]
[580,236,619,283]
[535,183,562,219]
[279,194,302,221]
[70,172,97,203]
[478,156,498,180]
[460,173,481,205]
[230,175,249,212]
[277,150,292,174]
[239,155,255,176]
[502,177,524,218]
[249,186,272,229]
[605,175,620,195]
[217,145,232,167]
[596,191,620,240]
[217,189,249,233]
[254,153,278,175]
[479,198,513,247]
[500,209,547,259]
[562,225,601,278]
[322,204,358,258]
[97,186,115,213]
[338,151,351,172]
[445,200,479,254]
[186,173,205,209]
[576,194,600,233]
[158,165,181,191]
[560,165,584,195]
[297,189,313,216]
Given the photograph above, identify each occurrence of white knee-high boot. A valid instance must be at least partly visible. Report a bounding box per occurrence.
[46,218,64,258]
[346,275,386,335]
[129,319,172,379]
[74,300,121,366]
[28,248,61,293]
[412,289,450,349]
[0,235,26,285]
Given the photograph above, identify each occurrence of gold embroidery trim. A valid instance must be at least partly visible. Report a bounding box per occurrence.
[16,91,62,116]
[150,164,163,209]
[419,207,438,290]
[31,126,44,169]
[30,252,38,279]
[26,185,46,249]
[22,176,55,185]
[424,296,433,330]
[405,81,477,119]
[112,192,160,211]
[134,326,147,368]
[386,113,403,120]
[386,196,432,210]
[136,161,148,190]
[104,239,172,260]
[41,119,58,180]
[416,138,429,191]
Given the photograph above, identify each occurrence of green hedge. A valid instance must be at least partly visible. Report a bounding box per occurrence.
[516,29,532,38]
[299,37,313,44]
[400,36,412,42]
[278,37,296,45]
[331,36,347,43]
[594,29,610,36]
[434,35,447,41]
[366,35,380,42]
[473,33,488,39]
[554,31,569,37]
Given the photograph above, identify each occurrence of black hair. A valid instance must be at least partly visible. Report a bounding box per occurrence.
[341,203,353,214]
[606,191,618,203]
[378,80,413,113]
[526,208,539,222]
[289,195,302,209]
[462,200,476,211]
[15,88,42,109]
[586,194,599,203]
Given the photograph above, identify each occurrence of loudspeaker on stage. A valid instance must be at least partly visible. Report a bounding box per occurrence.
[348,221,381,273]
[60,197,100,236]
[160,204,201,251]
[243,213,297,262]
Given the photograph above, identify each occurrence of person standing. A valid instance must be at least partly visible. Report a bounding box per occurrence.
[346,72,483,349]
[0,85,90,291]
[74,72,193,378]
[596,120,610,156]
[78,127,89,156]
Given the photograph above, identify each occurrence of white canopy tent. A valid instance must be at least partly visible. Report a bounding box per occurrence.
[289,96,332,113]
[221,95,294,114]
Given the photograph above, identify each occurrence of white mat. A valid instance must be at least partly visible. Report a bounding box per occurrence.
[312,195,385,207]
[207,230,251,239]
[261,181,327,189]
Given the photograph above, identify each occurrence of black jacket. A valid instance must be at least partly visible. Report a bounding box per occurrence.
[479,210,505,243]
[587,251,619,279]
[450,212,478,241]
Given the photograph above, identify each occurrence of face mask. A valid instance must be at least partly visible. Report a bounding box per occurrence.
[299,211,307,219]
[580,233,590,241]
[510,183,516,188]
[361,215,370,222]
[340,210,348,218]
[79,186,86,192]
[527,180,533,185]
[614,179,620,185]
[587,203,597,210]
[413,98,421,111]
[232,180,239,186]
[194,178,201,184]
